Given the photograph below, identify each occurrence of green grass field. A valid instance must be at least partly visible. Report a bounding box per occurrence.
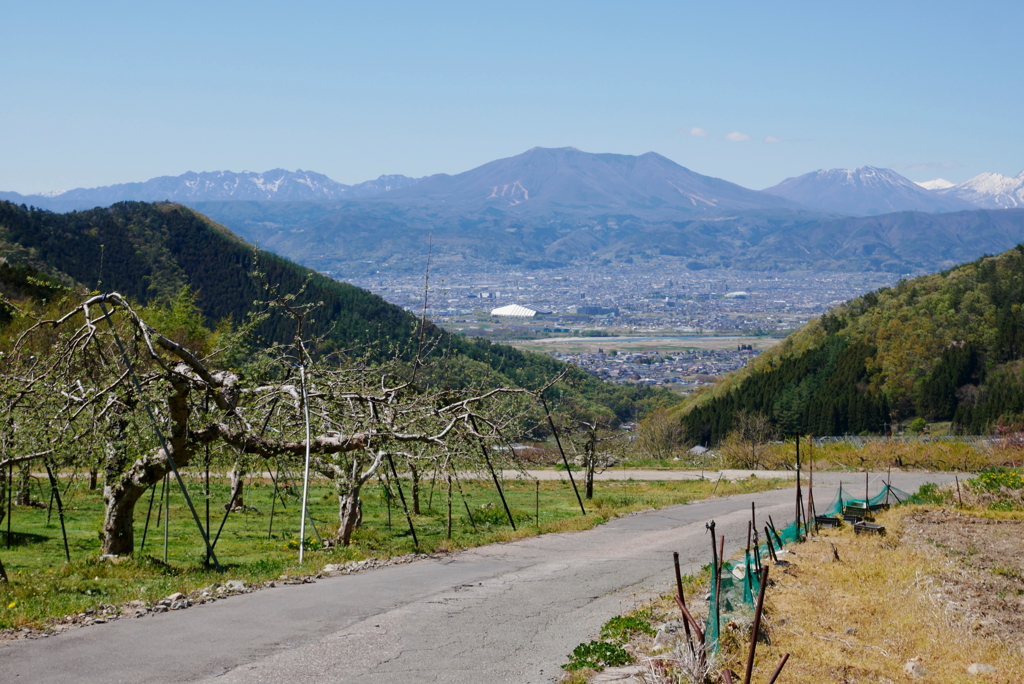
[0,472,784,629]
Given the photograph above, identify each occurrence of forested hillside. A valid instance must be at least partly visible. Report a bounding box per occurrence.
[678,243,1024,441]
[0,200,672,423]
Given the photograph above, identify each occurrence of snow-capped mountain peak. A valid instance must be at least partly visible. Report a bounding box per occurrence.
[763,166,975,215]
[2,169,425,212]
[938,171,1024,209]
[916,178,954,191]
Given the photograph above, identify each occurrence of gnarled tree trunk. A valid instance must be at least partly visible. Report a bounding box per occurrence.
[101,379,193,556]
[331,452,384,546]
[102,478,148,556]
[336,485,363,546]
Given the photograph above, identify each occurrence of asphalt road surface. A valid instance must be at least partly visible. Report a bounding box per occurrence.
[2,472,955,684]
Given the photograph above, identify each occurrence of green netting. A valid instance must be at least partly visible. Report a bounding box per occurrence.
[704,483,909,651]
[818,483,911,519]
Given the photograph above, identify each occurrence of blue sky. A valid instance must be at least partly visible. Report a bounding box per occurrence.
[2,1,1021,193]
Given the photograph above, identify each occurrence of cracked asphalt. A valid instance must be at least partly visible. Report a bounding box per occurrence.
[1,472,955,683]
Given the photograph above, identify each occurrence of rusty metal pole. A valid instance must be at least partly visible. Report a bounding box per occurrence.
[673,551,696,657]
[766,653,791,684]
[765,525,778,562]
[707,520,720,647]
[752,527,762,574]
[743,566,770,684]
[955,476,963,507]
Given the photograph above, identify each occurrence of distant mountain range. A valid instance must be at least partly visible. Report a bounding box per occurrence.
[934,171,1024,209]
[763,166,976,216]
[6,148,1024,275]
[0,169,422,212]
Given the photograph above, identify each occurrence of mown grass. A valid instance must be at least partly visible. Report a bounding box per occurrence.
[0,473,784,630]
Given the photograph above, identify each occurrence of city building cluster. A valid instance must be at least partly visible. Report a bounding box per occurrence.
[339,261,902,387]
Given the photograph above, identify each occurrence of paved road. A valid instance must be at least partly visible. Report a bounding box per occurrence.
[519,468,854,481]
[2,472,955,684]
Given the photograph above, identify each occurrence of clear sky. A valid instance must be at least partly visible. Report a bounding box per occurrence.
[3,1,1021,194]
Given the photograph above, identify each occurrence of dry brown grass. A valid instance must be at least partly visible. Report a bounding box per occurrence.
[747,506,1024,683]
[753,439,1020,472]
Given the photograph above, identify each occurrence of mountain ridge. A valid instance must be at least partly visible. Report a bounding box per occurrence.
[763,166,976,216]
[937,171,1024,209]
[376,147,803,216]
[0,169,423,212]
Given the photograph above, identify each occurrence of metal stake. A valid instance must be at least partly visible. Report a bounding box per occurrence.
[43,462,70,563]
[540,394,585,515]
[673,551,696,658]
[743,566,769,684]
